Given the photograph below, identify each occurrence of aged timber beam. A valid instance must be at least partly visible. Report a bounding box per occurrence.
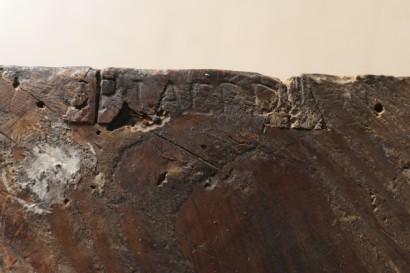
[0,66,409,272]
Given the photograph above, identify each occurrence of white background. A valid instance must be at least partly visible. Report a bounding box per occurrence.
[1,0,410,80]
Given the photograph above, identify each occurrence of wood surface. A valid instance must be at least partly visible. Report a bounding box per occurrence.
[0,66,409,272]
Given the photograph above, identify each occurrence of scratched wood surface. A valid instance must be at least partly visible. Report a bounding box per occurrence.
[0,66,409,272]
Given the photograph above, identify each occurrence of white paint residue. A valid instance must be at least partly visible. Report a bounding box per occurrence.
[307,74,358,84]
[88,142,96,155]
[0,119,97,215]
[93,172,106,195]
[130,116,171,133]
[15,197,50,214]
[23,144,81,205]
[1,168,16,194]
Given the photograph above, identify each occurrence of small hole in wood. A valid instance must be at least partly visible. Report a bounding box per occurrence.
[374,103,383,113]
[36,101,45,108]
[13,77,20,89]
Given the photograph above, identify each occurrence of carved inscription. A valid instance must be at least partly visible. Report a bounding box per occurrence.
[96,70,311,129]
[63,69,99,124]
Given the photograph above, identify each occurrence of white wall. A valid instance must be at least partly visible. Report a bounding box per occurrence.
[1,0,410,80]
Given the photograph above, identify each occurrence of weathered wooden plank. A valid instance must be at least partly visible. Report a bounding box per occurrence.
[0,66,409,272]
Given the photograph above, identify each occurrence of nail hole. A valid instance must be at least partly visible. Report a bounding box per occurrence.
[90,185,96,189]
[374,103,383,113]
[55,164,62,168]
[63,198,70,205]
[96,130,101,135]
[200,144,207,150]
[13,77,20,89]
[36,101,45,108]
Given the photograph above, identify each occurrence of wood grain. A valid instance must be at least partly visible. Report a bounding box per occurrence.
[0,66,409,272]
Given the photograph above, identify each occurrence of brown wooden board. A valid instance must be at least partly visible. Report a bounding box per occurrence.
[0,66,409,272]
